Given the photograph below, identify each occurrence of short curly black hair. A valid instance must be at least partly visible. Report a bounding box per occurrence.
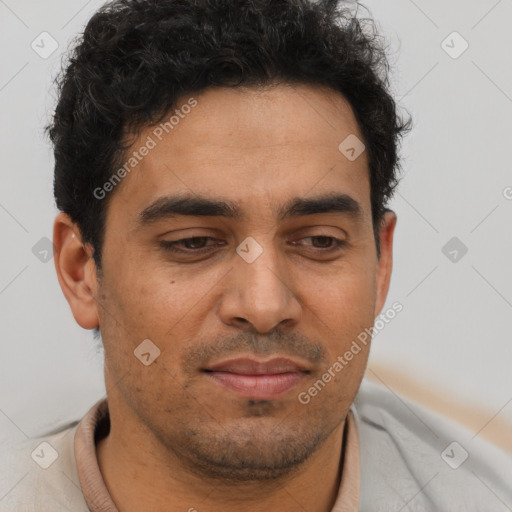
[47,0,411,268]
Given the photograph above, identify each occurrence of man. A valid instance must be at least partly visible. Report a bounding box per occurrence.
[1,0,511,510]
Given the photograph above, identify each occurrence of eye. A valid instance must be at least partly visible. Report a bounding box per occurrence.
[306,236,343,249]
[291,235,347,251]
[160,236,225,254]
[287,234,349,261]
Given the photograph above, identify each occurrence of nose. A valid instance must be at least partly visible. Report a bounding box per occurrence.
[218,242,302,333]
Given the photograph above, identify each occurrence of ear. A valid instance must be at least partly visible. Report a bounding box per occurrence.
[374,210,397,317]
[53,212,100,329]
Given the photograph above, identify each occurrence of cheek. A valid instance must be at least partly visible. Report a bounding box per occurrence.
[298,262,377,378]
[303,261,377,325]
[110,261,223,344]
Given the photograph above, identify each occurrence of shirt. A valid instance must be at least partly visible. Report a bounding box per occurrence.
[1,379,511,511]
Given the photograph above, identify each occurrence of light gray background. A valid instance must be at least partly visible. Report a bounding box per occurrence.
[1,0,511,449]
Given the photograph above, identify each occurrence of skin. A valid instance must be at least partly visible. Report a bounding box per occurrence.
[53,83,396,512]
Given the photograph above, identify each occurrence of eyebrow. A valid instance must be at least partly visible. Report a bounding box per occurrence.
[276,193,363,221]
[136,192,363,226]
[138,195,242,225]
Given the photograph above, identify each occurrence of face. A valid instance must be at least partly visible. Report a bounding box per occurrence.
[58,83,395,481]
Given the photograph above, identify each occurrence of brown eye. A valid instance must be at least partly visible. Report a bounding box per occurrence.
[309,236,337,248]
[160,236,224,254]
[299,236,346,250]
[288,236,348,260]
[180,237,209,249]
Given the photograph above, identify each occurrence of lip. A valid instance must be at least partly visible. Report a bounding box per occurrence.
[206,357,309,375]
[203,357,309,399]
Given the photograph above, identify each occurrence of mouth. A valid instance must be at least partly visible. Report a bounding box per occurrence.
[202,357,310,400]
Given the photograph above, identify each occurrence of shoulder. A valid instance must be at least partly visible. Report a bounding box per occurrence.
[0,421,89,511]
[353,379,512,512]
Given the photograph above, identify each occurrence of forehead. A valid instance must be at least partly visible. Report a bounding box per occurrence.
[109,83,371,224]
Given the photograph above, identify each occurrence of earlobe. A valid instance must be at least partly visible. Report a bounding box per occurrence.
[374,210,397,318]
[53,213,100,329]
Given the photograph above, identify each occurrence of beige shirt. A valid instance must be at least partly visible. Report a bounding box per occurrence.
[74,398,360,511]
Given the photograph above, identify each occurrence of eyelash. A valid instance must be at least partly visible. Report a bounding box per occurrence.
[159,236,347,255]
